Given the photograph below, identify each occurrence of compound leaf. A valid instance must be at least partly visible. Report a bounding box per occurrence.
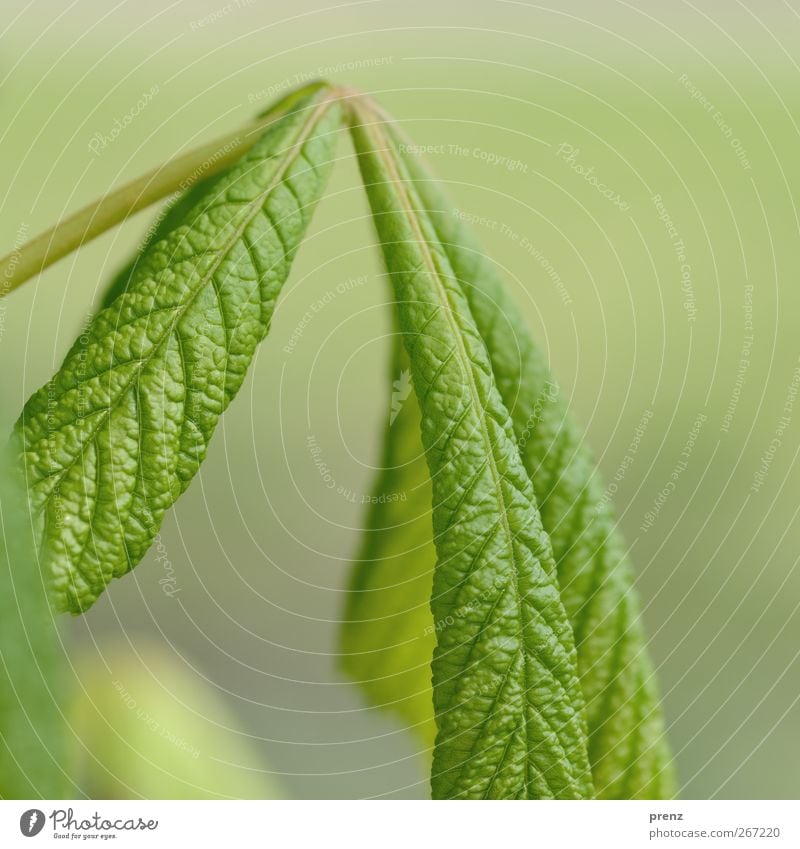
[340,339,437,750]
[343,111,675,799]
[350,104,594,800]
[396,140,675,799]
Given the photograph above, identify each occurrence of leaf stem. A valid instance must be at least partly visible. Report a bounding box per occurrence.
[0,88,327,298]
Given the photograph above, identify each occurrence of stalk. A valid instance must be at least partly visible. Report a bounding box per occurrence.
[0,81,334,297]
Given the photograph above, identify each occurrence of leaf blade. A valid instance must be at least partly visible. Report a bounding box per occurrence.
[351,113,676,798]
[18,88,342,613]
[399,151,675,799]
[349,104,594,800]
[0,437,68,798]
[340,340,437,749]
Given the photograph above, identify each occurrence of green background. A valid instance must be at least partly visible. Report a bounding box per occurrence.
[1,0,799,799]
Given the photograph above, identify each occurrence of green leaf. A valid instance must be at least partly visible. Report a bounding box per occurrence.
[349,103,594,800]
[98,82,333,312]
[344,112,675,798]
[17,87,342,614]
[0,436,68,798]
[340,339,437,750]
[68,642,283,799]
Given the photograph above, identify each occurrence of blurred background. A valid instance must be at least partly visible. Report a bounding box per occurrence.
[1,0,799,799]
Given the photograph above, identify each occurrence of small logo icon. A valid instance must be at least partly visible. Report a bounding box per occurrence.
[19,809,45,837]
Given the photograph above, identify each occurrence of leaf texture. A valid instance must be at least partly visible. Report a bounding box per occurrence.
[98,82,332,312]
[350,104,594,800]
[17,88,342,613]
[0,436,68,797]
[339,339,437,749]
[343,112,675,798]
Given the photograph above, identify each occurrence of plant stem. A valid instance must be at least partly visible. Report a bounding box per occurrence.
[0,104,304,297]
